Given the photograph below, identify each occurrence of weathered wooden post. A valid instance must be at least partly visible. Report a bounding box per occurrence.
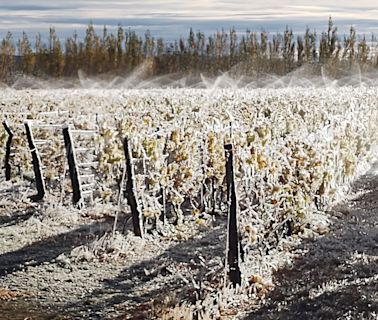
[159,135,169,225]
[62,125,82,206]
[123,137,143,237]
[24,121,45,202]
[211,177,216,215]
[2,121,13,181]
[224,143,241,286]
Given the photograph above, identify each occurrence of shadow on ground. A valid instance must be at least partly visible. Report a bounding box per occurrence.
[0,193,227,319]
[2,168,377,319]
[244,171,378,320]
[60,218,227,319]
[0,218,111,277]
[0,210,34,228]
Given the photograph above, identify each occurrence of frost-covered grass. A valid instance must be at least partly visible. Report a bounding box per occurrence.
[1,87,378,318]
[1,87,377,229]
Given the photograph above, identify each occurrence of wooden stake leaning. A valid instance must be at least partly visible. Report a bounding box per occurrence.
[224,143,241,286]
[24,121,46,202]
[123,137,143,237]
[2,121,13,181]
[62,125,82,206]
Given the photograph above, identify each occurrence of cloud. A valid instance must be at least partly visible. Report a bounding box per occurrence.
[0,0,377,40]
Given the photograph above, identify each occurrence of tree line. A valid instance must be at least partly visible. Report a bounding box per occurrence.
[0,18,376,83]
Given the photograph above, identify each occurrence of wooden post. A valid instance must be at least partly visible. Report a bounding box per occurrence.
[157,184,166,225]
[224,143,241,286]
[2,121,13,181]
[24,122,45,202]
[199,142,205,212]
[158,134,169,225]
[211,177,216,215]
[62,125,82,205]
[123,137,143,237]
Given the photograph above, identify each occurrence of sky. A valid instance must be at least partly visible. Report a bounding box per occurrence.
[1,1,378,41]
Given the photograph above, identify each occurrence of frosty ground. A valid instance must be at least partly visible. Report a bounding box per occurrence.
[0,164,377,319]
[0,87,377,319]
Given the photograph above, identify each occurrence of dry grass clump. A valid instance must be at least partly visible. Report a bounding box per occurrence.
[0,288,32,300]
[68,231,145,262]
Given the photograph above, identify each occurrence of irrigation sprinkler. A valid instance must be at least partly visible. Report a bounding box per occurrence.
[224,143,241,286]
[2,120,13,181]
[24,121,46,202]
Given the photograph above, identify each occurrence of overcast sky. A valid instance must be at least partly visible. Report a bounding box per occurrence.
[1,1,378,41]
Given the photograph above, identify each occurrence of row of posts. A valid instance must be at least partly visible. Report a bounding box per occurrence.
[2,121,83,204]
[2,120,241,287]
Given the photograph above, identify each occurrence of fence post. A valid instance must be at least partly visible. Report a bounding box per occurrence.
[24,121,45,202]
[159,135,169,225]
[62,125,82,206]
[123,137,143,237]
[224,143,241,286]
[2,121,13,181]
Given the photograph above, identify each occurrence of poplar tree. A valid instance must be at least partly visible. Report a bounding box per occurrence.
[116,25,124,69]
[64,31,79,76]
[48,27,64,77]
[18,32,34,75]
[0,32,15,81]
[84,23,96,74]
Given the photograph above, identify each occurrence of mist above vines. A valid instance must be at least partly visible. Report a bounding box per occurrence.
[1,18,378,89]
